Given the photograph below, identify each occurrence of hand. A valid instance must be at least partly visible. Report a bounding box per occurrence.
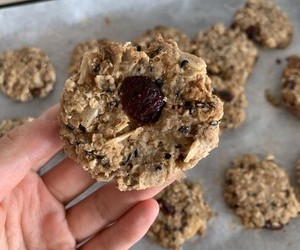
[0,105,169,250]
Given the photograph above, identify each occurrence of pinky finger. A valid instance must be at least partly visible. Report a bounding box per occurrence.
[79,199,159,250]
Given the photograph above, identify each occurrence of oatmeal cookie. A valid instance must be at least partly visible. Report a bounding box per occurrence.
[281,55,300,117]
[211,76,247,131]
[68,39,111,76]
[192,23,258,85]
[60,37,223,191]
[296,160,300,184]
[224,154,300,229]
[0,117,34,138]
[232,0,293,49]
[134,26,191,52]
[0,47,56,101]
[148,180,212,250]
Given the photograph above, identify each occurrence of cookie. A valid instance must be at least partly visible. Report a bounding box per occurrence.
[134,26,191,52]
[232,0,293,49]
[211,76,247,131]
[296,160,300,184]
[281,55,300,117]
[0,117,34,138]
[192,23,258,85]
[0,47,56,101]
[68,39,111,76]
[148,180,212,250]
[224,154,300,229]
[60,37,223,191]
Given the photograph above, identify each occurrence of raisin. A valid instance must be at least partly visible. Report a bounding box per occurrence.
[155,79,164,88]
[264,220,284,230]
[134,149,139,158]
[164,153,172,159]
[92,63,101,74]
[216,90,234,102]
[245,25,261,41]
[31,87,42,97]
[284,79,296,90]
[155,165,163,171]
[119,76,165,123]
[136,45,142,51]
[180,60,189,68]
[210,121,219,126]
[157,198,176,215]
[79,124,86,132]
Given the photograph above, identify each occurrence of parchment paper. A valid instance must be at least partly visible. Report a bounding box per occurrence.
[0,0,299,249]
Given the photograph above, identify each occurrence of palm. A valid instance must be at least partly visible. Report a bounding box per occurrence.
[0,105,167,250]
[1,172,74,249]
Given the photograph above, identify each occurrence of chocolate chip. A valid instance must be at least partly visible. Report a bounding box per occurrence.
[155,165,163,171]
[79,124,86,132]
[119,76,165,123]
[245,25,261,41]
[284,79,296,90]
[216,90,234,102]
[164,153,172,159]
[136,45,142,51]
[178,126,191,134]
[180,60,189,68]
[92,63,101,74]
[31,87,42,97]
[157,198,176,215]
[134,149,139,158]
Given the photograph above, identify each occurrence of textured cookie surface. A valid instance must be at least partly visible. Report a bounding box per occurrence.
[211,76,247,131]
[192,23,258,85]
[148,180,212,250]
[296,160,300,184]
[134,26,191,52]
[232,0,293,48]
[0,47,56,101]
[60,38,223,191]
[281,55,300,117]
[224,154,300,229]
[68,39,111,76]
[0,117,34,138]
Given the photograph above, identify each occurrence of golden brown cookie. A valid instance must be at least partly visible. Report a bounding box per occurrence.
[232,0,293,48]
[134,26,191,52]
[0,47,56,101]
[225,154,300,229]
[148,180,212,250]
[60,38,223,191]
[0,117,34,138]
[281,55,300,117]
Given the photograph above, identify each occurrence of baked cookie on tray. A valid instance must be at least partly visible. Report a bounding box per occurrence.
[0,47,56,101]
[148,180,212,250]
[224,154,300,229]
[210,76,247,131]
[296,160,300,184]
[60,37,223,191]
[134,25,191,52]
[0,117,34,138]
[281,55,300,117]
[68,39,111,76]
[232,0,293,49]
[192,23,258,86]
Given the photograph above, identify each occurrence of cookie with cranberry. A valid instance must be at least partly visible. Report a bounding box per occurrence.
[134,26,191,52]
[60,37,223,191]
[0,47,56,101]
[148,180,212,250]
[281,55,300,117]
[68,39,111,76]
[232,0,293,49]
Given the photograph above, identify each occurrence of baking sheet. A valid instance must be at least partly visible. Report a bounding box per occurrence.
[0,0,300,249]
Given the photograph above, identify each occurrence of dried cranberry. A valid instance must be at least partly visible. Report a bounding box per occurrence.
[216,90,234,102]
[119,76,165,123]
[284,79,296,90]
[157,198,176,215]
[245,25,261,41]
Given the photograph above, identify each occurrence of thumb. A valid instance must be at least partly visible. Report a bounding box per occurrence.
[0,105,63,201]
